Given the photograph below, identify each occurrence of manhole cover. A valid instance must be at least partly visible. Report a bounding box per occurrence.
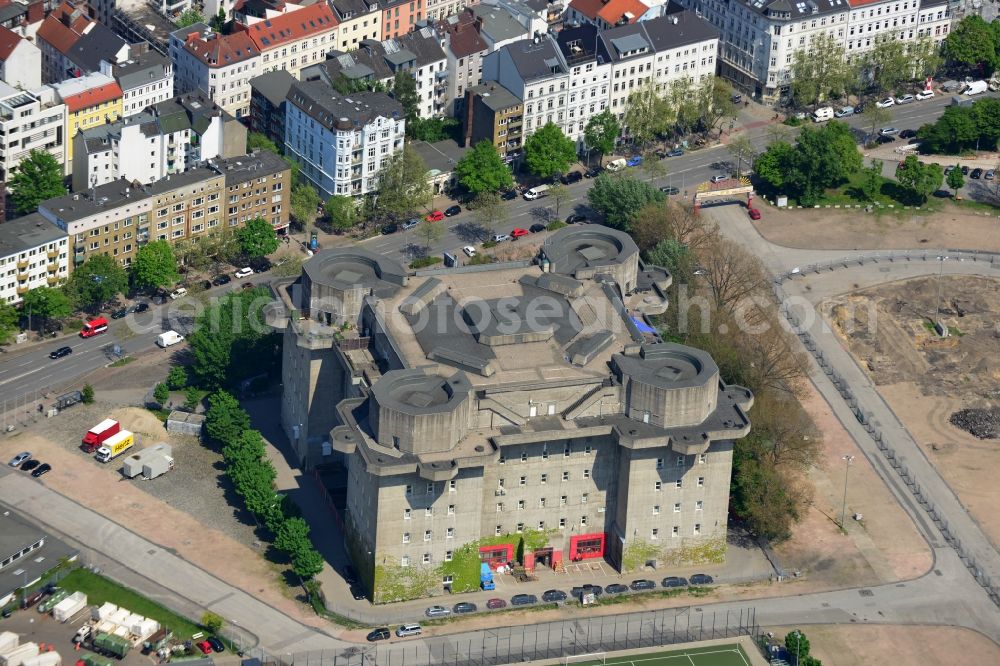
[934,569,943,576]
[859,589,874,597]
[147,549,156,555]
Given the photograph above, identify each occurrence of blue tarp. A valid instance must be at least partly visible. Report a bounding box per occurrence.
[631,316,656,334]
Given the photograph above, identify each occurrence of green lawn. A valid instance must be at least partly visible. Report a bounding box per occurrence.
[58,569,203,639]
[565,643,752,666]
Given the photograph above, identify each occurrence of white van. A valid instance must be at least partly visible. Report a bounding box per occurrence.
[234,267,254,279]
[395,624,422,637]
[523,184,550,200]
[812,106,834,122]
[605,158,627,172]
[156,330,185,348]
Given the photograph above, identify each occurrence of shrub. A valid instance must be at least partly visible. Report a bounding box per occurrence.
[81,384,94,404]
[153,383,169,404]
[409,256,443,269]
[166,366,188,390]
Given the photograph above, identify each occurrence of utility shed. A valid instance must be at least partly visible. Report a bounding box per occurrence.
[165,411,204,436]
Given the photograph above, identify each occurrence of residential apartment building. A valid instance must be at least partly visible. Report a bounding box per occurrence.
[72,92,248,190]
[673,0,949,101]
[380,0,422,39]
[284,80,404,198]
[331,0,383,51]
[212,149,292,232]
[0,213,69,305]
[566,0,653,29]
[36,0,129,84]
[461,81,523,160]
[144,168,225,245]
[0,83,66,182]
[238,1,340,78]
[437,13,489,116]
[249,70,296,148]
[304,28,447,118]
[273,225,752,601]
[51,72,122,173]
[106,50,174,118]
[170,24,261,119]
[0,25,41,89]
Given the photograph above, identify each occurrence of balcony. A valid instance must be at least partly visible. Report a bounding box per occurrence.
[16,271,28,280]
[46,249,58,260]
[16,285,28,295]
[47,262,58,273]
[47,275,59,285]
[16,259,27,270]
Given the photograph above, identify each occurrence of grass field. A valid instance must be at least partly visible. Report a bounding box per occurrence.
[59,568,203,639]
[564,643,752,666]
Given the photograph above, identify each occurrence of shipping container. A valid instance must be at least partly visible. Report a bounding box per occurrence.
[80,653,113,666]
[0,642,39,666]
[52,592,87,623]
[21,652,61,666]
[121,444,172,479]
[82,420,120,453]
[95,432,134,463]
[0,634,16,654]
[92,634,129,659]
[38,589,68,613]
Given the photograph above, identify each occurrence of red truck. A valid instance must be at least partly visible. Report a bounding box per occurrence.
[82,419,120,453]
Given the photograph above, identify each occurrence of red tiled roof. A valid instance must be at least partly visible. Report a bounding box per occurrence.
[0,25,24,60]
[36,0,93,56]
[184,30,259,67]
[240,2,339,52]
[63,81,122,112]
[438,14,488,59]
[569,0,649,26]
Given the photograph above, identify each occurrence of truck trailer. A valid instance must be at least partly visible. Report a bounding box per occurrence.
[121,444,172,480]
[0,642,39,666]
[80,654,112,666]
[95,431,134,464]
[92,634,129,659]
[81,420,120,453]
[52,592,87,623]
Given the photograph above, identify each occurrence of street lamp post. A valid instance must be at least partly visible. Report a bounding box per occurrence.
[840,454,855,529]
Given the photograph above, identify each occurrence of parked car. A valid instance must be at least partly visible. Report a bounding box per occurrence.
[31,463,51,478]
[426,210,445,222]
[132,302,149,313]
[689,574,715,585]
[463,246,477,258]
[899,129,918,139]
[529,223,546,233]
[875,97,895,108]
[584,167,603,178]
[541,589,567,602]
[234,267,254,279]
[453,602,477,614]
[660,186,680,195]
[382,223,398,234]
[748,208,761,220]
[241,282,255,290]
[879,127,899,136]
[168,287,188,300]
[110,308,128,319]
[206,637,225,653]
[895,94,915,104]
[986,170,995,180]
[662,576,689,588]
[8,452,31,467]
[875,134,896,144]
[196,641,212,655]
[916,89,935,100]
[445,205,462,217]
[710,174,726,183]
[200,280,213,291]
[49,346,73,359]
[629,579,656,591]
[512,227,531,238]
[401,218,420,230]
[565,213,586,224]
[501,190,518,200]
[510,594,537,606]
[666,148,685,157]
[486,598,507,609]
[20,460,40,472]
[425,605,451,618]
[366,628,391,642]
[396,624,422,637]
[212,275,232,286]
[971,168,984,179]
[605,583,629,594]
[944,165,955,175]
[249,257,272,273]
[961,166,970,175]
[561,171,583,184]
[493,233,511,242]
[834,106,855,118]
[571,584,604,599]
[626,156,643,167]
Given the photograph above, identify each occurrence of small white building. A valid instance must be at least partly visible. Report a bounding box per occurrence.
[284,80,404,198]
[170,23,261,119]
[0,213,69,305]
[105,50,173,118]
[0,82,66,183]
[0,25,41,89]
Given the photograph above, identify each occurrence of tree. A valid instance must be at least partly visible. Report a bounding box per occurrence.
[374,148,431,220]
[790,33,850,106]
[698,77,737,133]
[153,383,169,404]
[290,183,320,228]
[166,366,188,390]
[860,104,892,145]
[787,122,862,204]
[408,117,459,142]
[292,547,325,580]
[415,220,443,250]
[274,516,312,555]
[754,141,796,191]
[727,135,756,177]
[201,612,224,634]
[862,35,911,97]
[236,217,279,258]
[131,240,179,291]
[21,287,71,322]
[587,174,665,231]
[523,122,577,179]
[857,160,883,202]
[668,78,701,134]
[646,239,690,277]
[946,164,965,196]
[189,289,278,390]
[81,384,95,404]
[183,386,201,411]
[624,81,671,147]
[698,235,768,314]
[784,631,811,662]
[943,16,997,71]
[630,202,713,255]
[66,254,128,310]
[210,8,226,31]
[205,391,251,446]
[247,132,279,154]
[472,192,506,238]
[547,183,570,219]
[325,195,358,232]
[393,70,420,127]
[0,301,18,344]
[917,106,978,153]
[453,141,513,195]
[895,155,943,204]
[8,150,66,215]
[175,9,204,27]
[584,111,620,161]
[910,36,943,81]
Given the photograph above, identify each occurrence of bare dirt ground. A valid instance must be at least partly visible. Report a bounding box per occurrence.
[771,624,1000,666]
[771,381,931,587]
[754,202,1000,252]
[826,275,1000,546]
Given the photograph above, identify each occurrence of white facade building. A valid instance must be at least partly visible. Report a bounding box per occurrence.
[285,80,404,198]
[170,23,261,119]
[0,213,69,305]
[106,51,174,118]
[0,25,41,89]
[0,82,66,183]
[239,1,340,78]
